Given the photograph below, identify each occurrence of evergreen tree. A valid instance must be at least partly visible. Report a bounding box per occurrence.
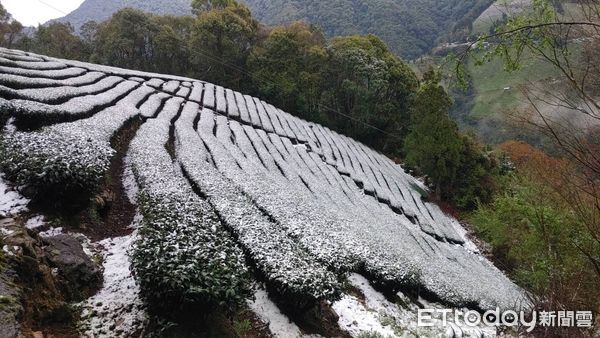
[189,2,258,89]
[404,69,462,198]
[92,9,159,70]
[33,23,87,60]
[248,22,326,121]
[320,34,418,153]
[0,3,23,48]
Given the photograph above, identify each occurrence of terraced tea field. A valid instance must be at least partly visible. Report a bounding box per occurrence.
[0,47,524,337]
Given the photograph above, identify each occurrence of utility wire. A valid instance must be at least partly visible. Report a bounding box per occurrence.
[34,0,69,15]
[185,45,405,140]
[29,0,403,139]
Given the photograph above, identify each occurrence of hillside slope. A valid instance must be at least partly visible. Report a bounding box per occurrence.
[0,47,524,336]
[241,0,494,58]
[50,0,192,32]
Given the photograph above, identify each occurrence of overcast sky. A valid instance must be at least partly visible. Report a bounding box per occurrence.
[1,0,84,26]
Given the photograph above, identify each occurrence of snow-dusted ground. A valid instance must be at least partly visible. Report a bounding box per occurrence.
[58,149,140,336]
[0,174,28,217]
[24,215,45,230]
[79,234,147,338]
[249,289,305,338]
[79,167,145,337]
[333,274,496,338]
[0,169,146,337]
[334,295,399,337]
[247,274,497,338]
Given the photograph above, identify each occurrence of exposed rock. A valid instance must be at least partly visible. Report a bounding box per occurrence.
[0,219,23,337]
[1,218,66,327]
[0,216,99,334]
[42,234,101,300]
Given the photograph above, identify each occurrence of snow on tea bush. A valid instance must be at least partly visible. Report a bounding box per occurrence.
[175,102,342,302]
[128,103,252,311]
[0,85,154,194]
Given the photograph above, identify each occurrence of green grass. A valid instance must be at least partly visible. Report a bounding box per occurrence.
[472,0,533,35]
[468,52,559,119]
[473,0,589,35]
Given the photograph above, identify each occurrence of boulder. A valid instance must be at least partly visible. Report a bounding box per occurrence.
[43,234,101,300]
[0,269,23,338]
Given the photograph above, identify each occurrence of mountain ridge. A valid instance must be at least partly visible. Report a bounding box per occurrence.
[49,0,192,32]
[49,0,493,58]
[239,0,494,58]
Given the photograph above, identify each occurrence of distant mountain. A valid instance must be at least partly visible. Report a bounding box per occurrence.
[50,0,494,59]
[50,0,192,33]
[240,0,494,59]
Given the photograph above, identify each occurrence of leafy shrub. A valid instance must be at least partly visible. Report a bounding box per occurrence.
[129,118,252,313]
[131,193,252,312]
[470,174,600,312]
[0,130,112,195]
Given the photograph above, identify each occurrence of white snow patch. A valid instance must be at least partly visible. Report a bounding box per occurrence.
[38,227,63,238]
[333,274,407,337]
[0,227,14,236]
[80,233,146,338]
[0,174,29,217]
[333,295,398,337]
[69,232,98,258]
[333,274,496,337]
[2,244,20,256]
[3,117,17,133]
[248,288,304,338]
[350,274,402,315]
[25,215,46,230]
[450,219,480,253]
[122,156,139,204]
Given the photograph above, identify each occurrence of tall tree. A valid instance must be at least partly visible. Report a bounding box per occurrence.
[153,16,195,75]
[80,20,99,55]
[0,3,23,48]
[189,1,258,89]
[33,23,86,60]
[92,9,158,70]
[320,34,418,153]
[403,69,463,198]
[248,22,326,120]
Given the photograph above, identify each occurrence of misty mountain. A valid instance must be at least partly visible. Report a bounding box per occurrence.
[50,0,192,32]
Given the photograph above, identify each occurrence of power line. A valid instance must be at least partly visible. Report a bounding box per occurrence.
[34,0,69,15]
[23,0,404,140]
[185,46,405,140]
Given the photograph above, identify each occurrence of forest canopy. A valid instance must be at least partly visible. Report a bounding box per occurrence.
[240,0,494,59]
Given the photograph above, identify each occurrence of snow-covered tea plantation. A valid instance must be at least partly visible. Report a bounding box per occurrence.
[0,47,525,337]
